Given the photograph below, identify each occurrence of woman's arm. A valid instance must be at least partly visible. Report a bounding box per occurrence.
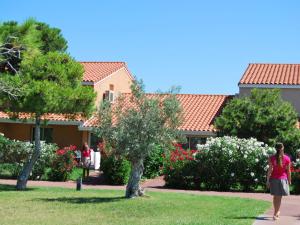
[266,158,273,188]
[287,162,292,185]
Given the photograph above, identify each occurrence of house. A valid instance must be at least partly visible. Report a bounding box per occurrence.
[0,62,134,149]
[239,63,300,115]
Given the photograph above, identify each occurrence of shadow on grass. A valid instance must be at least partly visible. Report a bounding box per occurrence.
[37,196,125,204]
[0,184,36,192]
[225,216,271,221]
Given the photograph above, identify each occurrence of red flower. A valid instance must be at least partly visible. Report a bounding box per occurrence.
[56,149,66,155]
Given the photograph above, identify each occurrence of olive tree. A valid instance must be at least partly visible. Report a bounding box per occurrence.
[94,81,183,198]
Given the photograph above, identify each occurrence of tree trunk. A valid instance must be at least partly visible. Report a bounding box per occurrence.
[125,159,145,198]
[16,116,41,190]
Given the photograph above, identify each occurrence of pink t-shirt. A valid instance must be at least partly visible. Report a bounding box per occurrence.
[270,154,291,179]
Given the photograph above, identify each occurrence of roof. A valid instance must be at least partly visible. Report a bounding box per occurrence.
[80,62,132,83]
[83,94,232,132]
[239,63,300,85]
[0,112,85,122]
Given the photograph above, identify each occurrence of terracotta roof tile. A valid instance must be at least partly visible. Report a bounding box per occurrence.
[80,62,128,83]
[239,63,300,85]
[83,94,232,132]
[0,112,85,122]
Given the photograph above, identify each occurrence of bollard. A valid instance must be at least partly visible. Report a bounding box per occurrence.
[76,177,82,191]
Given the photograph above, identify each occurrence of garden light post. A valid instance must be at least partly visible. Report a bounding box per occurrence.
[76,177,82,191]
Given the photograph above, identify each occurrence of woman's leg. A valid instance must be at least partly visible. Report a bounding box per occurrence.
[273,196,282,218]
[87,169,89,177]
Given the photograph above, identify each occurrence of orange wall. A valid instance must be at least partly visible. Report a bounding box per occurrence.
[0,123,89,148]
[51,125,83,148]
[0,123,32,141]
[93,67,133,107]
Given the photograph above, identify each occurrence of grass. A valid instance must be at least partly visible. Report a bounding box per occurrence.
[0,184,270,225]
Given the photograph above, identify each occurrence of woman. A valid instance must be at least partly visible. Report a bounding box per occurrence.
[267,143,291,220]
[81,142,91,179]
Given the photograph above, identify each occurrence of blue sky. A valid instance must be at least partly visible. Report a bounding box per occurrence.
[2,1,300,94]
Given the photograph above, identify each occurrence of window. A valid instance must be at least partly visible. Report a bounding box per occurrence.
[109,84,114,91]
[180,137,207,150]
[103,90,114,102]
[32,127,53,143]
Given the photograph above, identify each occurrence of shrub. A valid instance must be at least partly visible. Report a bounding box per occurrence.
[0,136,32,164]
[291,160,300,194]
[143,145,164,179]
[164,160,200,189]
[47,145,77,181]
[196,136,274,191]
[163,144,199,189]
[101,155,130,185]
[0,135,57,180]
[0,163,22,178]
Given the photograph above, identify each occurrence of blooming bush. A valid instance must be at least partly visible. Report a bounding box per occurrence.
[196,136,275,191]
[163,144,200,189]
[0,135,57,179]
[31,142,57,180]
[47,145,77,181]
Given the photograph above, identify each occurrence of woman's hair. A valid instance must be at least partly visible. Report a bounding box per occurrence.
[82,142,89,151]
[275,142,284,167]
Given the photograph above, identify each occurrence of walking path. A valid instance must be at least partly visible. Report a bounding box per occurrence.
[0,177,299,225]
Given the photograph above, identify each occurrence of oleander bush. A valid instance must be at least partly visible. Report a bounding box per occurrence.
[163,144,199,189]
[0,135,57,180]
[47,145,78,181]
[163,137,276,192]
[196,136,275,191]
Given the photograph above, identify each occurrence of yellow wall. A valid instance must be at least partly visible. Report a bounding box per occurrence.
[93,67,133,107]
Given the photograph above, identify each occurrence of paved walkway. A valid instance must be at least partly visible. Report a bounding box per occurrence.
[0,177,299,225]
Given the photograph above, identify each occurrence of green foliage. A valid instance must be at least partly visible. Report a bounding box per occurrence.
[143,145,164,179]
[101,155,131,185]
[291,172,300,194]
[164,160,200,190]
[0,163,22,178]
[3,52,95,116]
[215,89,300,155]
[68,167,83,181]
[0,18,96,117]
[0,19,67,75]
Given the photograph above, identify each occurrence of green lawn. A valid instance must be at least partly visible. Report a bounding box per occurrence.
[0,185,270,225]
